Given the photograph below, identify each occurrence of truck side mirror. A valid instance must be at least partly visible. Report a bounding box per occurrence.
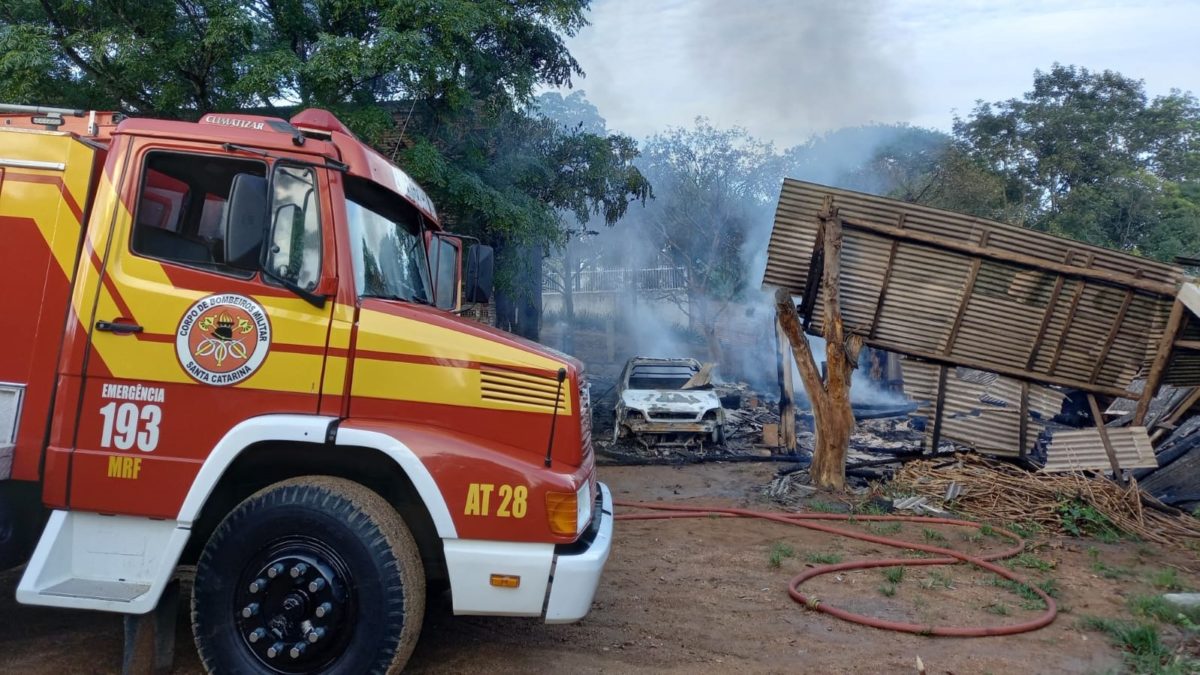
[464,244,494,304]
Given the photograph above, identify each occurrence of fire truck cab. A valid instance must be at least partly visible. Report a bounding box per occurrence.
[0,103,611,673]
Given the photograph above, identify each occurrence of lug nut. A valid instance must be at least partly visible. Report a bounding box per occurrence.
[314,602,332,618]
[249,578,267,594]
[289,563,309,578]
[289,642,307,659]
[241,602,260,618]
[306,627,326,644]
[307,577,326,593]
[266,563,285,578]
[267,642,286,658]
[247,628,267,643]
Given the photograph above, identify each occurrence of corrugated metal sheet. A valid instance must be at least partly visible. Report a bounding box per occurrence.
[766,180,1182,398]
[900,358,1048,456]
[1042,427,1158,472]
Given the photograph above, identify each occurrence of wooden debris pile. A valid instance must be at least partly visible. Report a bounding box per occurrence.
[894,453,1200,548]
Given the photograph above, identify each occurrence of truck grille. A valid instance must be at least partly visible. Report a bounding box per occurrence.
[479,366,562,412]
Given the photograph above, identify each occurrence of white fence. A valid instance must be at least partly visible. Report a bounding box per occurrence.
[543,266,687,294]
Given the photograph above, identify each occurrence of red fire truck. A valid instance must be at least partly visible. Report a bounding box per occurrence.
[0,103,611,672]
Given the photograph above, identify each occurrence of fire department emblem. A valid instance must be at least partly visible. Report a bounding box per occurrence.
[176,294,271,386]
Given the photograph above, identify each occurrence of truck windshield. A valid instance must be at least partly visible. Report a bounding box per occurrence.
[345,183,432,304]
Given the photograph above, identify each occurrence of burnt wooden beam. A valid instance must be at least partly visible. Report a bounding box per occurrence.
[1087,393,1126,486]
[1135,298,1187,425]
[942,231,990,356]
[775,316,797,454]
[1090,287,1135,384]
[1047,256,1094,373]
[868,239,900,341]
[1025,251,1072,369]
[1018,380,1031,459]
[929,365,949,452]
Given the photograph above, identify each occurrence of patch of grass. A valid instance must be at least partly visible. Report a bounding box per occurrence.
[984,602,1011,616]
[1057,499,1121,542]
[979,524,999,538]
[807,500,838,513]
[960,530,983,544]
[855,502,889,516]
[1087,548,1134,579]
[1079,617,1199,674]
[990,578,1049,610]
[879,584,896,597]
[1129,595,1200,628]
[1037,578,1060,599]
[882,567,905,584]
[768,542,795,568]
[921,571,955,590]
[921,528,947,544]
[867,521,902,536]
[1008,520,1044,540]
[805,552,844,565]
[1150,568,1188,592]
[1008,553,1055,572]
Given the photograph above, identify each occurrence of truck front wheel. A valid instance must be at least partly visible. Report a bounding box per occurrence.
[191,476,425,674]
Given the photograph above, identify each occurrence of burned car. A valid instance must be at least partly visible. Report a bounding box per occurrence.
[613,357,726,445]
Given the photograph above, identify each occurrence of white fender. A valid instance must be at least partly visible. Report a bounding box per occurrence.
[333,426,457,538]
[176,414,335,525]
[177,415,457,538]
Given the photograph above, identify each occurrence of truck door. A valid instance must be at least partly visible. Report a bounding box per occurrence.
[68,140,336,518]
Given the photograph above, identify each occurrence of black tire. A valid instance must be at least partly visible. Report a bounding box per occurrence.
[191,476,424,675]
[0,483,38,570]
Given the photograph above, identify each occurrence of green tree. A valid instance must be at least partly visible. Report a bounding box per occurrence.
[952,64,1200,259]
[0,1,650,329]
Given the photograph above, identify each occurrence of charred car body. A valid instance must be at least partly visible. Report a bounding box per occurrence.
[613,358,726,445]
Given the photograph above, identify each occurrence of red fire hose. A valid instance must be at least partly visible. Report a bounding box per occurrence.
[614,500,1057,637]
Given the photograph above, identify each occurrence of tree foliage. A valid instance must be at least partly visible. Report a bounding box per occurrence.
[952,64,1200,260]
[0,0,650,294]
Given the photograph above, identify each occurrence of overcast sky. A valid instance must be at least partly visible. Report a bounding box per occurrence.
[559,0,1200,147]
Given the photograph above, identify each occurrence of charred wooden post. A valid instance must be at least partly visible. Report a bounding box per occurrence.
[773,198,856,490]
[775,317,797,454]
[1135,299,1186,425]
[1087,393,1126,485]
[930,365,949,452]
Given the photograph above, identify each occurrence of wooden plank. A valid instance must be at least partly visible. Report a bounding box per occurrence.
[1090,287,1135,384]
[930,365,949,452]
[775,316,797,453]
[1135,299,1187,425]
[1047,257,1093,373]
[868,240,900,340]
[1025,253,1070,369]
[838,218,1179,296]
[859,335,1139,399]
[1088,393,1126,485]
[942,231,989,356]
[1019,381,1031,458]
[1173,339,1200,351]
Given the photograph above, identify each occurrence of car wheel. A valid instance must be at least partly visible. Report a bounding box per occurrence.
[192,476,424,674]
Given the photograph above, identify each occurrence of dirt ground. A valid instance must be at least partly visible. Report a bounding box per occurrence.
[1,462,1197,674]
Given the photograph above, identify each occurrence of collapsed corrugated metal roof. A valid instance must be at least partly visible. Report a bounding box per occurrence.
[765,180,1184,400]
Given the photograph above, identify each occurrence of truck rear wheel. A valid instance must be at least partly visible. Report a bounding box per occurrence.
[191,476,425,674]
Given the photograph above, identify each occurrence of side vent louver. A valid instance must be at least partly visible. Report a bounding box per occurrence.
[480,366,562,411]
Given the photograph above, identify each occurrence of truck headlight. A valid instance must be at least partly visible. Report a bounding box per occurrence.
[546,482,593,537]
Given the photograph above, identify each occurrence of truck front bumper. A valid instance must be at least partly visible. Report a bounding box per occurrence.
[544,482,614,623]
